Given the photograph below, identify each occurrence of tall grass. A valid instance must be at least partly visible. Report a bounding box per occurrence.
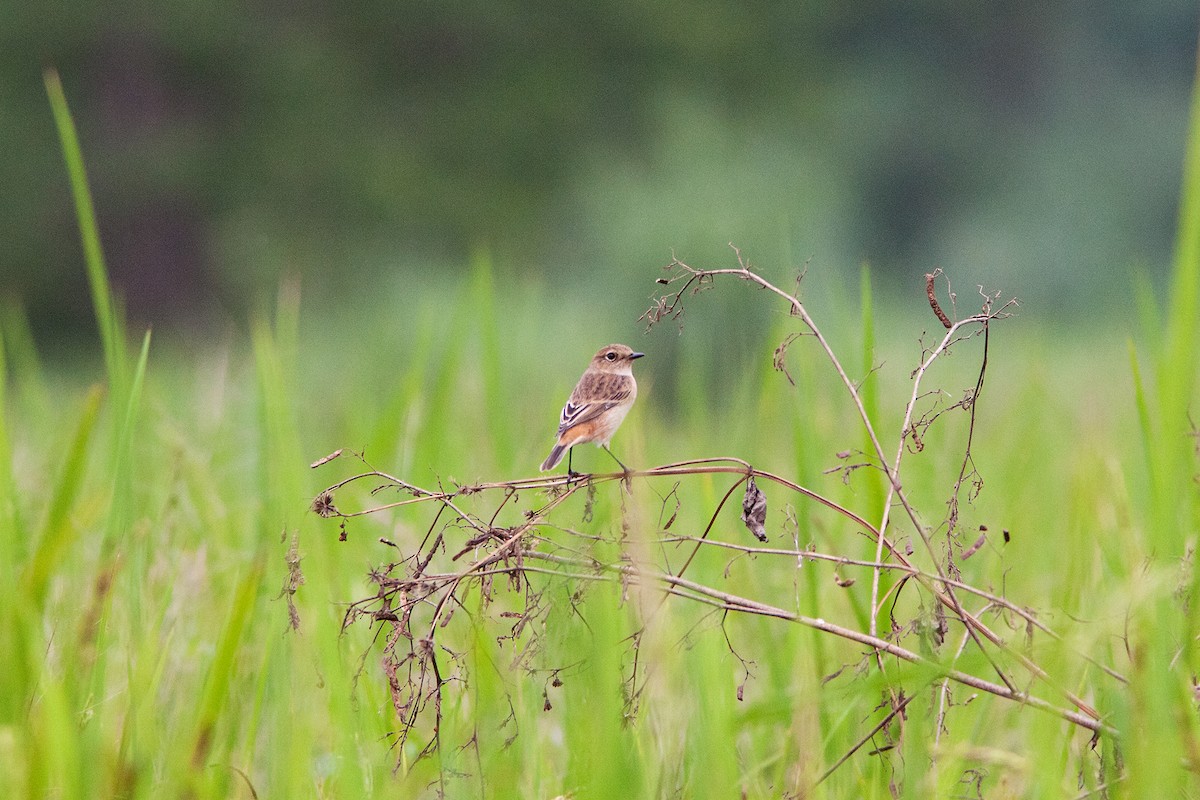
[1120,44,1200,798]
[0,65,1197,799]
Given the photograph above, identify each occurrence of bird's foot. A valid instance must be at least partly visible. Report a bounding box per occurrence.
[619,467,634,494]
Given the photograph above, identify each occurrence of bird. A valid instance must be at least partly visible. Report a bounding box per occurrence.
[541,344,645,474]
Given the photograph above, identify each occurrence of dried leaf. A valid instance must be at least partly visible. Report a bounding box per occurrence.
[962,531,987,560]
[310,449,343,469]
[926,270,953,329]
[741,477,768,542]
[311,491,338,517]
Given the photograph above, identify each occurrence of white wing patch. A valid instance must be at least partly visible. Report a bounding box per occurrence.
[558,400,616,435]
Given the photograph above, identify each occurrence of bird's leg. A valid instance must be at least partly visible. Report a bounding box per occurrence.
[566,448,579,481]
[604,443,633,474]
[600,448,638,491]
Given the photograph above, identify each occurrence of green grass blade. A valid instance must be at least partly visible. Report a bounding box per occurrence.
[25,622,84,799]
[1173,44,1200,721]
[368,303,438,470]
[43,68,126,396]
[1117,46,1200,798]
[83,329,153,766]
[104,329,151,555]
[253,312,303,530]
[1150,43,1200,542]
[21,385,105,607]
[1128,341,1156,491]
[0,299,52,433]
[0,328,19,567]
[1140,40,1200,550]
[186,554,266,795]
[1165,46,1200,390]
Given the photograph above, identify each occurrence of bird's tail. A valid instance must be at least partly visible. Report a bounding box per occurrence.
[540,444,566,472]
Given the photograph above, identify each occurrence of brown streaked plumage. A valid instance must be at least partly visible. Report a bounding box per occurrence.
[541,344,645,473]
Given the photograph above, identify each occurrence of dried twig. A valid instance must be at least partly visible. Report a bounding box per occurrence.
[643,251,1044,708]
[313,251,1111,789]
[316,456,1112,738]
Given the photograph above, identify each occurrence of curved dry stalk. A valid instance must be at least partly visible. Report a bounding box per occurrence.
[377,545,1108,736]
[872,276,1014,698]
[644,252,1031,703]
[648,276,1082,713]
[314,256,1109,783]
[818,693,918,785]
[652,534,1127,686]
[317,454,1112,726]
[479,549,1109,734]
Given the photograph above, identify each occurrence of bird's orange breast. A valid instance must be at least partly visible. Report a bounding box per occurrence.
[557,420,600,447]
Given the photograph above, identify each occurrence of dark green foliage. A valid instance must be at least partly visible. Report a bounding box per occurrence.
[2,3,1195,333]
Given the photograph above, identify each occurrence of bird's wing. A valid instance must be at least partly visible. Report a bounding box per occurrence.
[555,373,632,435]
[556,399,618,434]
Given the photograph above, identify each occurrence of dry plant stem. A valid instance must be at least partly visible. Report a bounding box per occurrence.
[658,256,893,478]
[409,554,1107,735]
[655,258,981,627]
[323,474,1112,783]
[421,485,589,635]
[323,459,1107,722]
[354,478,592,746]
[1073,778,1125,799]
[875,306,997,600]
[873,293,1015,696]
[652,259,1091,717]
[315,259,1116,776]
[817,693,917,785]
[658,536,1125,685]
[621,464,753,712]
[935,628,974,752]
[521,550,1108,735]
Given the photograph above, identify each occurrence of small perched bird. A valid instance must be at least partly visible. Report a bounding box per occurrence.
[541,344,645,474]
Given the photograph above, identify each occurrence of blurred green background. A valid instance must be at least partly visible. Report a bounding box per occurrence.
[4,2,1197,343]
[5,5,1200,796]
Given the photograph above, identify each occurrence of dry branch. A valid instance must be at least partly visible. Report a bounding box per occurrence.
[313,249,1116,787]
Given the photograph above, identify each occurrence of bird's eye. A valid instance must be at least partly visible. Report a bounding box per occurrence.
[605,352,617,361]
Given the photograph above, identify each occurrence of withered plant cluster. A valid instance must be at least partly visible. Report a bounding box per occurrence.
[311,247,1121,785]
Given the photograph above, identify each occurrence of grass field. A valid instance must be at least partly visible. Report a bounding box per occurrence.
[1,72,1198,799]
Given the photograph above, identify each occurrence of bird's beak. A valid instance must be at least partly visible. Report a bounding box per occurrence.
[630,352,646,360]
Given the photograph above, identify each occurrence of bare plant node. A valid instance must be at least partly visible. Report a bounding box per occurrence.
[773,333,802,386]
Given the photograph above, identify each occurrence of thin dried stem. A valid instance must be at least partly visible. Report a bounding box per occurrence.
[644,254,1074,712]
[314,254,1110,787]
[318,455,1111,728]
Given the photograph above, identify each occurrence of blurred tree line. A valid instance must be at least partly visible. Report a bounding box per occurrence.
[2,1,1196,338]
